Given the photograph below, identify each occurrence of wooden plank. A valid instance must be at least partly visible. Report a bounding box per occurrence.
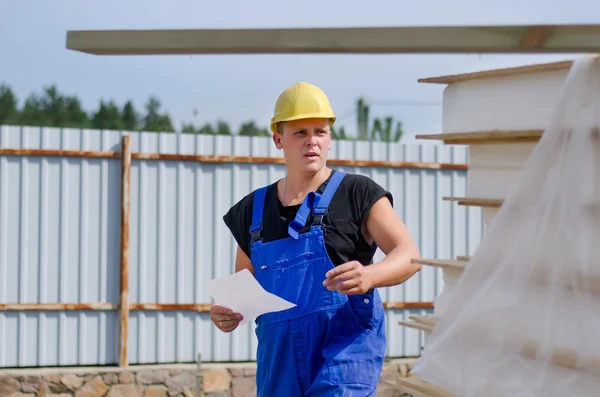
[134,302,434,311]
[0,148,120,159]
[384,302,434,309]
[409,315,439,327]
[442,196,504,208]
[129,303,212,312]
[519,26,553,48]
[0,148,468,171]
[0,301,431,312]
[0,303,117,311]
[133,153,469,170]
[399,320,434,332]
[412,258,467,270]
[65,24,600,55]
[415,255,600,294]
[415,129,543,145]
[400,315,600,377]
[396,376,458,397]
[414,257,600,295]
[418,60,572,84]
[118,135,131,368]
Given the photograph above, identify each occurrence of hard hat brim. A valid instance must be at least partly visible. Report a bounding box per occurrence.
[270,113,336,133]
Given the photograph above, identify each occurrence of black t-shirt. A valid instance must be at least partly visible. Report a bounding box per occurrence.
[222,169,393,267]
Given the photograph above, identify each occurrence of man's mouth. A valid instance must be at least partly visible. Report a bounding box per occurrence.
[304,152,319,158]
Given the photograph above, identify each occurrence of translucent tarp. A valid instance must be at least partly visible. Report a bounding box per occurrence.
[411,54,600,396]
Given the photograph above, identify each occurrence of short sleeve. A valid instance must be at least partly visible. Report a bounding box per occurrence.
[223,192,254,258]
[351,175,393,223]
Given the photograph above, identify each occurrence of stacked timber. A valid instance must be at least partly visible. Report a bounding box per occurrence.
[395,58,600,396]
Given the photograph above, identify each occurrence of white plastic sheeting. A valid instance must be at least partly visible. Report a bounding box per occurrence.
[412,54,600,396]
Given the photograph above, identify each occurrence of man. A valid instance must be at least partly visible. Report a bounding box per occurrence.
[211,82,421,396]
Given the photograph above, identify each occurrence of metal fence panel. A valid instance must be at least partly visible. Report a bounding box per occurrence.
[0,126,122,367]
[0,125,482,367]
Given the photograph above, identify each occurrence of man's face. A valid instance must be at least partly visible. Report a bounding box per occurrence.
[273,118,333,174]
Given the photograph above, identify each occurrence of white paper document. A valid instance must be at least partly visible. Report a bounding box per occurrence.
[204,269,296,326]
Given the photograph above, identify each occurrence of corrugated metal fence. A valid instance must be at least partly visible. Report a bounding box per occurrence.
[0,125,483,368]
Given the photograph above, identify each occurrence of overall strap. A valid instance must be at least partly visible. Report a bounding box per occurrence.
[249,186,268,244]
[288,191,320,239]
[313,170,346,221]
[287,170,347,239]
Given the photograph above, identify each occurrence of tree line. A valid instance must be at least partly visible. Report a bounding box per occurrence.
[0,83,404,142]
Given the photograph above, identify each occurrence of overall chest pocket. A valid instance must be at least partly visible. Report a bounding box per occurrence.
[255,256,333,308]
[256,251,315,272]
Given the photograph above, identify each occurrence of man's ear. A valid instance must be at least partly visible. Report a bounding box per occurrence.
[273,132,283,150]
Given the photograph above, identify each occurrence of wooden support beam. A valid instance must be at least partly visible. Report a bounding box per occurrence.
[0,303,117,311]
[409,315,439,327]
[384,301,434,310]
[129,303,212,312]
[520,25,553,48]
[0,148,468,171]
[418,60,573,84]
[0,301,432,311]
[65,24,600,55]
[118,135,131,368]
[415,255,600,297]
[416,129,543,145]
[411,258,467,270]
[417,127,598,145]
[398,320,434,332]
[0,148,120,159]
[442,196,504,208]
[400,315,600,378]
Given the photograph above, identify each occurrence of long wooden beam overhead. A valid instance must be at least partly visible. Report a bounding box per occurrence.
[65,24,600,55]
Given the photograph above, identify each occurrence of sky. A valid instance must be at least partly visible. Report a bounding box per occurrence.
[1,0,599,142]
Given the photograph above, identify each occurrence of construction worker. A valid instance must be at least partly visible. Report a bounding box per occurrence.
[211,82,421,396]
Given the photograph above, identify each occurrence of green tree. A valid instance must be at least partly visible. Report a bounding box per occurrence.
[92,99,124,130]
[215,120,232,135]
[39,85,68,127]
[371,116,403,142]
[181,122,197,134]
[238,120,269,137]
[0,84,19,124]
[64,96,90,128]
[331,125,349,140]
[18,93,48,126]
[142,96,174,132]
[353,98,405,142]
[356,97,370,140]
[122,100,138,131]
[9,84,91,128]
[0,82,405,141]
[198,123,215,135]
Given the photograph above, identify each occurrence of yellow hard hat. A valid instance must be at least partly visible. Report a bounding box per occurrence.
[270,82,336,133]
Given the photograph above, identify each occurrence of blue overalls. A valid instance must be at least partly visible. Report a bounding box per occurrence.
[249,170,387,396]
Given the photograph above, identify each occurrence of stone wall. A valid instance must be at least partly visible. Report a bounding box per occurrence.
[0,359,416,397]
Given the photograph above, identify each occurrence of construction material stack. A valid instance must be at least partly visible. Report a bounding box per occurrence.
[396,57,600,396]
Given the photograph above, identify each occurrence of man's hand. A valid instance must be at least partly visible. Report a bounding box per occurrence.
[323,261,373,295]
[210,304,244,333]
